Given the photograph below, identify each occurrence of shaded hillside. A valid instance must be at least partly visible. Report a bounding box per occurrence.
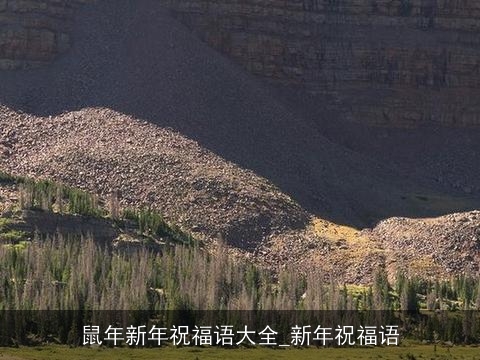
[0,107,307,251]
[0,0,477,230]
[0,171,191,250]
[165,0,480,127]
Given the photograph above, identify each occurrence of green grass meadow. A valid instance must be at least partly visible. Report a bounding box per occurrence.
[1,344,480,360]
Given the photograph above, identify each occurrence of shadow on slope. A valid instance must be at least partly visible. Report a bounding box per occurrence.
[0,0,478,228]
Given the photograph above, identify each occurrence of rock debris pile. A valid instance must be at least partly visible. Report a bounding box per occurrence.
[0,106,308,251]
[371,211,480,278]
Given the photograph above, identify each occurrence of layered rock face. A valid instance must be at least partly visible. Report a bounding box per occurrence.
[1,0,480,127]
[162,0,480,127]
[0,0,90,69]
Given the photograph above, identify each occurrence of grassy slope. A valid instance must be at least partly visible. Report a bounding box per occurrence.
[1,344,479,360]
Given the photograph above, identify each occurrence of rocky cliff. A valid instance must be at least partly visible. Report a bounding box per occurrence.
[162,0,480,127]
[2,0,479,126]
[0,0,90,69]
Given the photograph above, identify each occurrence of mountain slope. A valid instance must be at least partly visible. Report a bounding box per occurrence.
[0,106,308,250]
[0,0,476,230]
[1,0,480,283]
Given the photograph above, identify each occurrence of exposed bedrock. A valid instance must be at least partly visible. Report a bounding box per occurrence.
[162,0,480,127]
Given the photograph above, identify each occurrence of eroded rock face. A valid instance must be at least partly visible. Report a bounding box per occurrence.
[161,0,480,127]
[1,0,480,127]
[0,0,91,69]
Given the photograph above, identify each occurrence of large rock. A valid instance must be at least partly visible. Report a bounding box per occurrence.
[0,0,90,69]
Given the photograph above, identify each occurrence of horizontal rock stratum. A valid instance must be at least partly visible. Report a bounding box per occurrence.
[3,0,480,126]
[0,0,92,69]
[163,0,480,127]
